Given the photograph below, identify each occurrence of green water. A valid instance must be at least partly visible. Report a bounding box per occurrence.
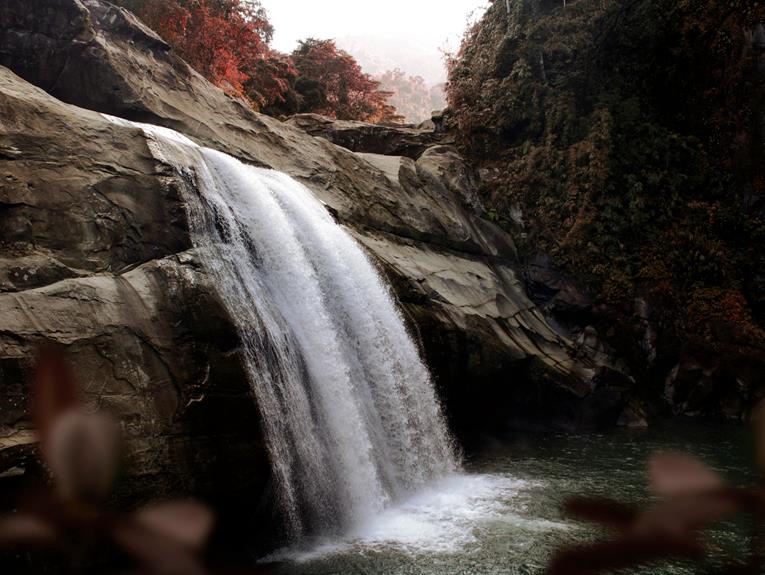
[267,422,754,575]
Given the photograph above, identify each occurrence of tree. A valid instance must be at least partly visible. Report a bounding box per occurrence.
[117,0,283,105]
[289,39,401,123]
[446,0,765,385]
[113,2,401,121]
[377,68,446,123]
[244,49,299,111]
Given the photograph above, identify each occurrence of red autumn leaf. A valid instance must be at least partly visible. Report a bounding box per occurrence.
[637,490,742,537]
[134,0,274,100]
[44,410,121,504]
[31,345,79,442]
[648,452,724,497]
[547,533,704,575]
[111,518,209,575]
[134,501,214,550]
[290,38,400,123]
[0,514,59,548]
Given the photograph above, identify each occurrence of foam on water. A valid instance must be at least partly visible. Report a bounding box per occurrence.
[265,473,529,561]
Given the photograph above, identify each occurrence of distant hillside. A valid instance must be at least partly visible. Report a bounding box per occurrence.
[377,69,446,123]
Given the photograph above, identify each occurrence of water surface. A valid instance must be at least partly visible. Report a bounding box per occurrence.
[269,422,754,575]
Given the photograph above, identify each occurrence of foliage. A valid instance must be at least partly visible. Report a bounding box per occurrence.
[446,0,765,372]
[377,68,446,123]
[244,49,299,111]
[284,39,401,123]
[120,0,276,100]
[114,1,400,121]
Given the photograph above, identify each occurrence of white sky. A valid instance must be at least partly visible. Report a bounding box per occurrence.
[259,0,488,83]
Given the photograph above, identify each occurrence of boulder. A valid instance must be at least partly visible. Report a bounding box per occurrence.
[285,113,440,158]
[663,346,762,420]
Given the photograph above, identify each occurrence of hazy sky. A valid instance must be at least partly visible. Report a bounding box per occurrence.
[259,0,488,83]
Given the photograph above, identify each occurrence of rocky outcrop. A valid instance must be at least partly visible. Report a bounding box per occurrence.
[0,0,634,535]
[0,68,272,555]
[285,113,441,158]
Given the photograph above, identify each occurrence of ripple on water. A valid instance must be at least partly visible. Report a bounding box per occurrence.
[266,424,752,575]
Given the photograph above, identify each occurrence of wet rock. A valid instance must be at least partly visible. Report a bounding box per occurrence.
[663,348,761,419]
[524,252,594,324]
[634,297,657,367]
[617,401,649,428]
[285,113,439,158]
[0,0,634,512]
[0,68,269,541]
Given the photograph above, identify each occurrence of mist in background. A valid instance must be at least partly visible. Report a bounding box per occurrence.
[260,0,488,85]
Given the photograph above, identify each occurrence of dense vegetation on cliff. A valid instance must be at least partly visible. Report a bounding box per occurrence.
[113,0,399,121]
[447,0,765,402]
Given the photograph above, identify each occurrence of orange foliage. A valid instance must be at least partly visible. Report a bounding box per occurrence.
[118,1,400,121]
[687,288,765,346]
[291,39,399,123]
[123,0,297,110]
[446,0,765,362]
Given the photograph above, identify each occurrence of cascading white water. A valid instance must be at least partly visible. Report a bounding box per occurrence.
[105,116,459,537]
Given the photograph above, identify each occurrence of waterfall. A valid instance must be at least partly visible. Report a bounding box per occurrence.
[106,116,459,537]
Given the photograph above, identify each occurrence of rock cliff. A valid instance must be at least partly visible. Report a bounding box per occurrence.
[446,0,765,419]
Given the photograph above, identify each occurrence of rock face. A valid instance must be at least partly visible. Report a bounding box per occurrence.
[284,113,441,158]
[0,0,631,541]
[0,68,273,558]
